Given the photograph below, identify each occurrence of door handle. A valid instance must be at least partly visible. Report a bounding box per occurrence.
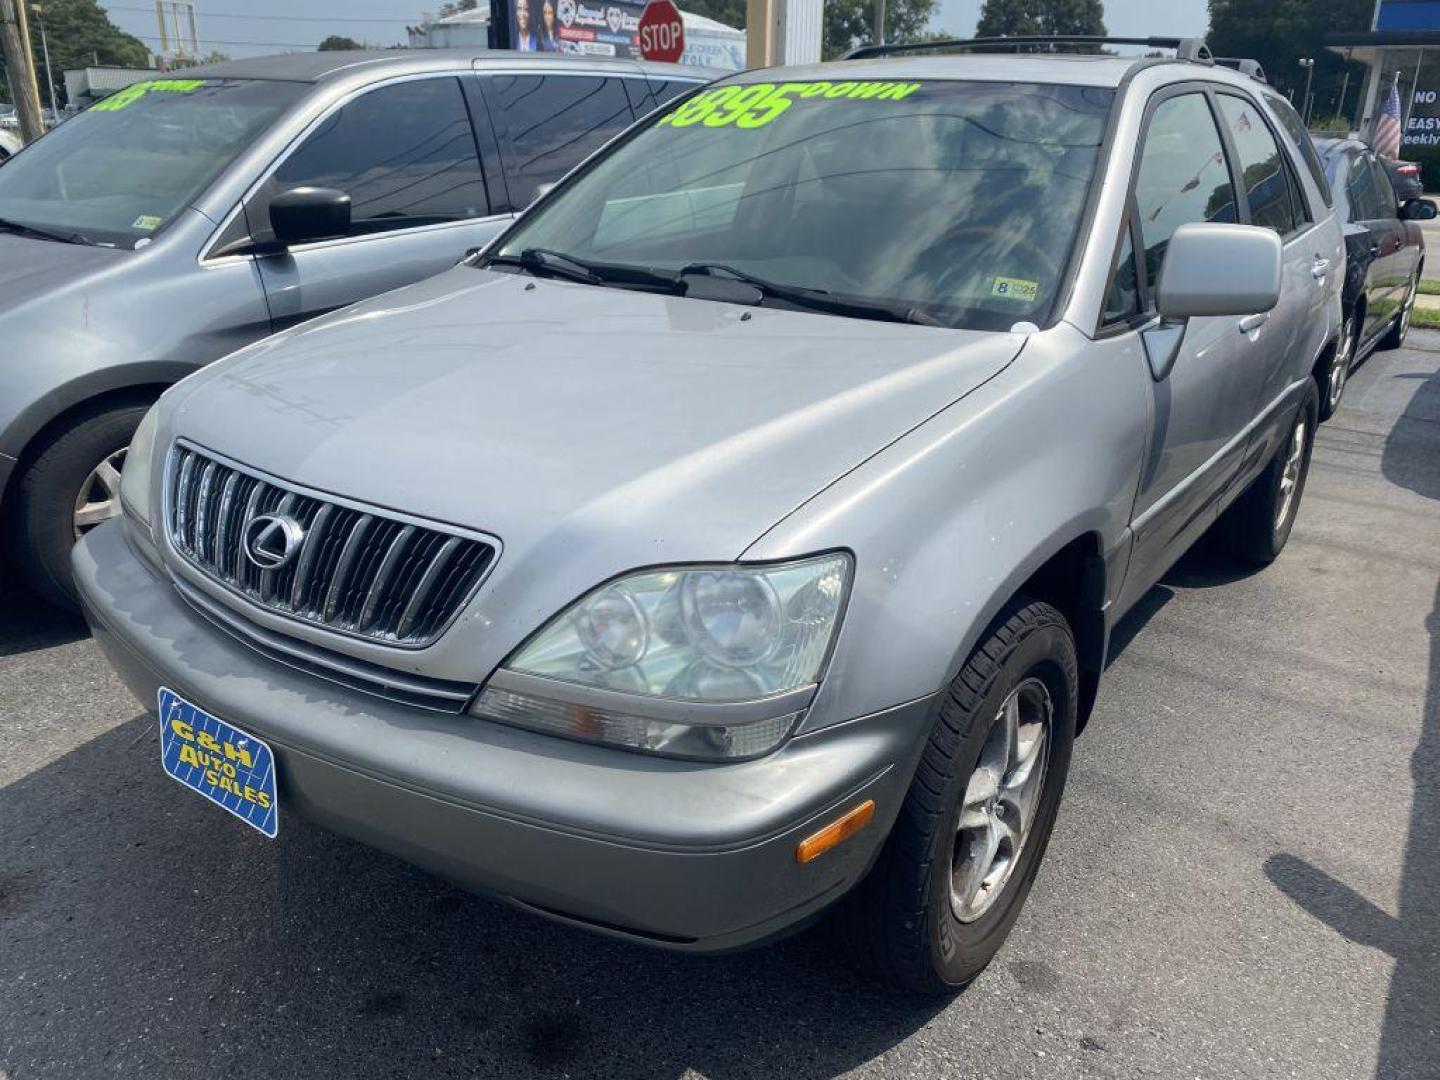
[1238,312,1269,334]
[1311,257,1332,280]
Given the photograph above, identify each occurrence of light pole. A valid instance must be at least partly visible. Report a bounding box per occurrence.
[874,0,886,45]
[1298,57,1315,124]
[30,3,52,122]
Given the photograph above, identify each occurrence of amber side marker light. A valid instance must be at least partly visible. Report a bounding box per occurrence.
[795,799,875,864]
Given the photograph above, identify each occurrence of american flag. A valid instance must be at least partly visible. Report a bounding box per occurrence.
[1374,74,1403,160]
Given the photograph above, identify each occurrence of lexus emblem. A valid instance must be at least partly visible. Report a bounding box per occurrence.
[243,513,305,570]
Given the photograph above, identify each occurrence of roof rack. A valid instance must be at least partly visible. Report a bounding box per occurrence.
[843,35,1214,63]
[1213,57,1267,83]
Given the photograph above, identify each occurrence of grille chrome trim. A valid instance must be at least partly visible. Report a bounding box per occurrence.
[164,440,500,648]
[174,577,479,713]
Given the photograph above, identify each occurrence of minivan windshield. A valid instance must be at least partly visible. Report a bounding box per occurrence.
[494,79,1114,330]
[0,79,304,248]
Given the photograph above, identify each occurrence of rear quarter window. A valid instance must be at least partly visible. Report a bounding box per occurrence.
[1264,93,1333,208]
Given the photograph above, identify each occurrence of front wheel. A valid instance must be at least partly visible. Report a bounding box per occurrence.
[840,599,1077,994]
[5,403,149,609]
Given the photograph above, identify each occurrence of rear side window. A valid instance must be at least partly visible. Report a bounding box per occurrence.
[1266,93,1333,207]
[1216,94,1303,237]
[1134,93,1236,296]
[623,78,702,117]
[1349,156,1394,221]
[266,77,490,237]
[488,74,635,207]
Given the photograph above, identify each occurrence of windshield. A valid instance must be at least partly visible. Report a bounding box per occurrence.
[0,79,305,248]
[495,79,1113,330]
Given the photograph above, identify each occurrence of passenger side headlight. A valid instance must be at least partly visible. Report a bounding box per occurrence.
[470,553,851,759]
[119,402,161,525]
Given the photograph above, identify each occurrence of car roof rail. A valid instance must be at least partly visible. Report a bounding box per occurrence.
[1213,57,1267,83]
[843,35,1214,63]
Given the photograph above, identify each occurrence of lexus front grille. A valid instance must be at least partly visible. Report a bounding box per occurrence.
[164,442,498,646]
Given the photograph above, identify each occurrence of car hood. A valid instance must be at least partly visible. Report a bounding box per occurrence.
[172,267,1024,571]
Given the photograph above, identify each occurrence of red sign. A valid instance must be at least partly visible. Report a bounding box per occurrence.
[638,0,684,63]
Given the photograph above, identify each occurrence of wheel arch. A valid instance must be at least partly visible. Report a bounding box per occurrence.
[0,364,186,514]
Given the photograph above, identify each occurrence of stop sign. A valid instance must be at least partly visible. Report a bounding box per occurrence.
[638,0,685,64]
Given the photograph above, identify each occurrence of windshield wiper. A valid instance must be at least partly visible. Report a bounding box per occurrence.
[677,263,946,327]
[484,247,677,291]
[0,216,95,246]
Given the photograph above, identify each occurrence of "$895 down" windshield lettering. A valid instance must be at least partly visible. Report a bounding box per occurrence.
[657,80,922,130]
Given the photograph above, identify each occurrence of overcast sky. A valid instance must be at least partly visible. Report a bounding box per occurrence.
[100,0,1212,58]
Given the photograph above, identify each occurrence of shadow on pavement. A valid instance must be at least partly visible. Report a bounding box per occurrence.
[1263,364,1440,1080]
[0,587,88,658]
[1,730,945,1078]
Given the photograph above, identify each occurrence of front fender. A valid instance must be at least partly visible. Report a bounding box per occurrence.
[744,323,1149,734]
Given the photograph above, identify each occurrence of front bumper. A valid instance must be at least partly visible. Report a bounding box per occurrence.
[75,520,935,951]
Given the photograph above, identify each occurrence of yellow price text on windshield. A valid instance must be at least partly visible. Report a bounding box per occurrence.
[658,81,922,130]
[92,79,208,112]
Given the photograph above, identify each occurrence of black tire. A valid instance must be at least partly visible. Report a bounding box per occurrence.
[1317,311,1356,423]
[1218,381,1318,566]
[1378,276,1416,351]
[839,598,1077,995]
[5,403,149,610]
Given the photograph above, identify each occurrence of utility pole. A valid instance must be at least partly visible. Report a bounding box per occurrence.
[1298,57,1315,124]
[0,0,43,143]
[31,4,53,119]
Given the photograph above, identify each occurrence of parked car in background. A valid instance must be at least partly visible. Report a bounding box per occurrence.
[0,50,714,609]
[0,127,19,162]
[78,40,1341,993]
[1384,157,1424,202]
[1315,138,1433,418]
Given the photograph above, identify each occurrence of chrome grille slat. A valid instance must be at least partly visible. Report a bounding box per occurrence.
[288,502,334,610]
[395,535,462,641]
[165,442,496,647]
[357,524,416,633]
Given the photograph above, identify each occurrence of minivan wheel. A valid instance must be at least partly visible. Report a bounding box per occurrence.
[839,598,1076,995]
[1217,381,1318,566]
[6,404,149,610]
[1379,276,1417,350]
[1318,315,1354,422]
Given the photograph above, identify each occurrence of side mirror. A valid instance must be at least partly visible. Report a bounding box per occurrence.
[1402,198,1438,221]
[1156,222,1281,319]
[1143,223,1282,381]
[269,186,351,247]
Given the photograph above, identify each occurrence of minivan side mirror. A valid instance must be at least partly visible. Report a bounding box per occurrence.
[269,186,351,247]
[1143,223,1282,381]
[1402,198,1438,221]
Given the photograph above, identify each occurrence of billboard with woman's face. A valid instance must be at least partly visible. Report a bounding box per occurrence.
[499,0,649,57]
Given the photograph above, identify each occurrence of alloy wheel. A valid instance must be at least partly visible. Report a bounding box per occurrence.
[72,447,127,541]
[1275,417,1307,533]
[1329,317,1354,412]
[950,677,1052,923]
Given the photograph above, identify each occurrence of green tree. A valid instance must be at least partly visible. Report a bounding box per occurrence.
[975,0,1106,37]
[317,34,364,51]
[28,0,150,105]
[680,0,746,30]
[823,0,941,59]
[1208,0,1372,122]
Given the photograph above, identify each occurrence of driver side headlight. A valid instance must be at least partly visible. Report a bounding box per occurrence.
[470,553,851,760]
[118,402,161,526]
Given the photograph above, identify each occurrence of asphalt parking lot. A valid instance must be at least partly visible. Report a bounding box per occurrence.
[2,334,1438,1080]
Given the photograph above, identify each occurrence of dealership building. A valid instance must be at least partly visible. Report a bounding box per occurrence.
[1328,0,1440,146]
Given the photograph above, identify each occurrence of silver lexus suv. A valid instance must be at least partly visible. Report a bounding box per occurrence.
[77,38,1343,993]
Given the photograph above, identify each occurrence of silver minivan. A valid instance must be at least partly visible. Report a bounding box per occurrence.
[79,38,1343,993]
[0,50,711,607]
